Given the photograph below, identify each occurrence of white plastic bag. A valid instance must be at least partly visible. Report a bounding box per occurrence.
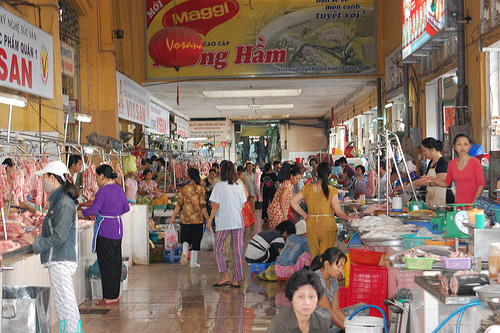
[200,229,215,251]
[164,224,178,251]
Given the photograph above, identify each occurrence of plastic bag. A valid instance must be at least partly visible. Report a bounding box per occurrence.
[164,224,178,251]
[87,259,128,281]
[122,155,137,175]
[242,201,255,228]
[200,229,215,251]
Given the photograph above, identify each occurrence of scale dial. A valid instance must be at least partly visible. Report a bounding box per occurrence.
[454,210,469,235]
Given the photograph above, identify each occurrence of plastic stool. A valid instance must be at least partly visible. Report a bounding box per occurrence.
[164,244,182,263]
[250,262,273,277]
[277,277,288,286]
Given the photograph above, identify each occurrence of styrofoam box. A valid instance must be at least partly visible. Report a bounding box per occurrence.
[90,279,123,299]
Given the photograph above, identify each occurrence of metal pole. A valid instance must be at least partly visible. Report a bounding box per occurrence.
[377,78,383,137]
[64,114,69,144]
[7,105,12,143]
[403,64,410,137]
[456,0,466,124]
[77,121,81,145]
[39,99,42,154]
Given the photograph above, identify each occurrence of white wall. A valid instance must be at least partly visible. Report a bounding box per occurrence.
[425,81,439,139]
[282,120,328,152]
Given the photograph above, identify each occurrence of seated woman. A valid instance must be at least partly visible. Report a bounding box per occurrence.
[311,247,368,333]
[389,170,409,195]
[274,220,311,280]
[348,165,368,198]
[267,269,330,333]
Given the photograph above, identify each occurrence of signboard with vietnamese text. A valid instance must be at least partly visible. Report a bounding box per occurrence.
[61,41,75,77]
[188,121,227,141]
[116,71,150,126]
[148,102,170,135]
[146,0,376,79]
[402,0,446,59]
[0,7,54,99]
[175,116,188,137]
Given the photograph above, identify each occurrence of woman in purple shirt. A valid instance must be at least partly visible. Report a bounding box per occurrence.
[79,164,129,305]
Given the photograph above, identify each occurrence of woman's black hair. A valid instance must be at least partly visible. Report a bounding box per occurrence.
[220,161,238,184]
[156,157,166,167]
[275,220,296,235]
[355,165,365,174]
[317,162,331,199]
[212,162,220,170]
[421,137,444,152]
[285,269,323,302]
[209,168,216,174]
[338,157,348,165]
[143,169,152,177]
[263,163,272,172]
[2,158,13,168]
[188,168,201,185]
[334,159,341,167]
[236,165,244,172]
[47,173,79,201]
[96,164,118,180]
[309,158,318,165]
[453,133,471,145]
[310,247,347,271]
[285,166,303,180]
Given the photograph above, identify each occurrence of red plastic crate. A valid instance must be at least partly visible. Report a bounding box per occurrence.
[348,262,388,317]
[338,286,349,309]
[348,248,384,265]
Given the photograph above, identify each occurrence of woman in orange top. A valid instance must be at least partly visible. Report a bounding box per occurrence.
[267,166,303,229]
[290,162,352,260]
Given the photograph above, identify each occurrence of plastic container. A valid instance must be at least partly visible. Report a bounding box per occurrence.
[492,204,500,222]
[347,248,384,265]
[403,257,435,270]
[250,262,273,277]
[405,221,432,230]
[424,238,456,246]
[149,232,158,243]
[339,286,349,309]
[441,256,471,270]
[359,193,366,206]
[489,243,500,279]
[392,197,403,212]
[349,263,388,317]
[344,316,384,333]
[401,234,433,248]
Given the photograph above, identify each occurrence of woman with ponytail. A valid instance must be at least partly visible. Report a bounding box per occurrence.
[290,162,351,259]
[310,248,368,333]
[267,166,304,229]
[79,164,130,306]
[413,137,454,205]
[22,161,81,331]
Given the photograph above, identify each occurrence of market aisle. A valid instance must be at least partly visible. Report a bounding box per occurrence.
[51,208,287,333]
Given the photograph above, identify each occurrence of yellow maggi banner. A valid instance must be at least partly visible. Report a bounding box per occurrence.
[146,0,376,79]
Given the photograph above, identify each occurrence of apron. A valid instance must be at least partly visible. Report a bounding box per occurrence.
[426,168,447,206]
[92,213,122,253]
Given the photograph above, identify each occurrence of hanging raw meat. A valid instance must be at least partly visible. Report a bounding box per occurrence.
[10,169,25,207]
[22,160,36,203]
[116,164,124,186]
[82,165,99,202]
[0,165,9,207]
[0,240,21,254]
[0,222,25,239]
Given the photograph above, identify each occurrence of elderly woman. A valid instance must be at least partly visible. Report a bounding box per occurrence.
[267,269,329,333]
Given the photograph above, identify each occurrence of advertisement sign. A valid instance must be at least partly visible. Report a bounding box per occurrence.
[148,102,170,135]
[175,116,188,137]
[116,71,150,126]
[188,120,227,141]
[146,0,376,78]
[0,7,54,99]
[60,41,75,77]
[402,0,446,59]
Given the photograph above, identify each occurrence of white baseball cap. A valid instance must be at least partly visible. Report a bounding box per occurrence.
[34,161,70,179]
[295,220,307,235]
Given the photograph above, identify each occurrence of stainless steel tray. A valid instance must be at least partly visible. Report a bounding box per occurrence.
[360,237,405,247]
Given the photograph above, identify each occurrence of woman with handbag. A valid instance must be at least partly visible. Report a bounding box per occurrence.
[169,168,209,268]
[207,161,247,288]
[267,166,304,229]
[79,164,130,305]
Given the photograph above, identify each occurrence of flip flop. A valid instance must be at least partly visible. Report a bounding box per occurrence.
[230,283,240,288]
[212,281,230,287]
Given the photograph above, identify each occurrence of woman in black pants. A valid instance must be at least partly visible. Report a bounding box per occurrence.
[80,165,130,305]
[260,163,278,222]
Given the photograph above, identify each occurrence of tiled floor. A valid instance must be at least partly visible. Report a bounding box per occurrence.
[53,209,288,333]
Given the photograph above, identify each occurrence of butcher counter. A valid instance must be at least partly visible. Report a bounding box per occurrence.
[0,204,149,327]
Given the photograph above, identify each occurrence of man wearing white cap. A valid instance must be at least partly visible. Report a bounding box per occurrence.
[275,220,311,280]
[21,161,81,332]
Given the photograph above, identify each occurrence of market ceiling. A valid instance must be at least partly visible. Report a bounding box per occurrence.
[143,77,378,122]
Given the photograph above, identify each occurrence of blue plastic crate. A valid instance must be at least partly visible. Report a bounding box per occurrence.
[164,244,182,263]
[250,262,273,277]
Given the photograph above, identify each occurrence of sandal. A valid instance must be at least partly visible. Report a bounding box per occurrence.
[230,283,240,288]
[96,299,119,306]
[212,281,230,287]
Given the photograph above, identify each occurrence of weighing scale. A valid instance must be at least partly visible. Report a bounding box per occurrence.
[445,204,472,239]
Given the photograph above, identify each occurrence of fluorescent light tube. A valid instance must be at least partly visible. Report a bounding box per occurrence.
[203,89,301,98]
[0,92,27,107]
[216,104,294,110]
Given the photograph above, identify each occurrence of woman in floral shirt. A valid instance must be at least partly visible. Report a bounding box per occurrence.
[170,168,209,268]
[138,169,162,199]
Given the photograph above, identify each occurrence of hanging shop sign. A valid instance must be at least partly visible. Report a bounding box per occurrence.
[402,0,457,60]
[148,102,170,135]
[60,41,75,77]
[221,141,226,148]
[385,45,404,100]
[194,142,199,148]
[145,0,376,78]
[0,7,54,99]
[116,71,150,127]
[175,116,188,137]
[188,120,227,141]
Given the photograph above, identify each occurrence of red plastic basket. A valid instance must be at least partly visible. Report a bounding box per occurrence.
[338,286,349,309]
[348,262,388,317]
[347,248,384,265]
